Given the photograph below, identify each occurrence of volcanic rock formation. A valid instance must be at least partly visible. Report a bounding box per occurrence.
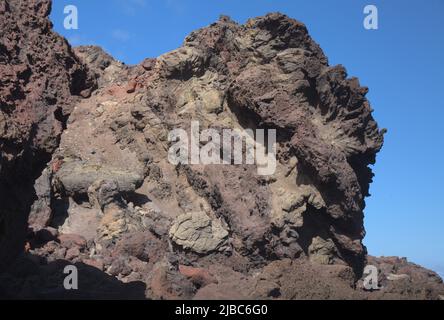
[0,0,94,270]
[0,0,443,300]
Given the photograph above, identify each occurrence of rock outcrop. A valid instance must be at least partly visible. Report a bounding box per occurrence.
[169,212,229,254]
[0,0,442,300]
[0,0,94,269]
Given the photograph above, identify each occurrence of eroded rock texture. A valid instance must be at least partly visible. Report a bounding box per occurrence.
[0,0,94,269]
[0,2,442,299]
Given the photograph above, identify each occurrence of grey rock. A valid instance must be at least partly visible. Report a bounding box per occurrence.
[169,212,229,254]
[28,168,52,230]
[55,161,143,196]
[308,236,336,265]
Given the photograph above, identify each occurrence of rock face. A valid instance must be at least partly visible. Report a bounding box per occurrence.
[0,1,442,300]
[0,0,94,269]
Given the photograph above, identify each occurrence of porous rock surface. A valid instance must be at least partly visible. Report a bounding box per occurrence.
[0,0,443,300]
[0,0,94,269]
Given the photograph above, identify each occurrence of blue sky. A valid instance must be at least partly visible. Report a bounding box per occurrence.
[50,0,444,277]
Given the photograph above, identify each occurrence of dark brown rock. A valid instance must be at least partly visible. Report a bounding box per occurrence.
[0,0,94,269]
[0,1,442,300]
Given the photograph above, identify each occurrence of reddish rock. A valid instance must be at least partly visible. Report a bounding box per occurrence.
[83,259,104,271]
[126,80,137,93]
[65,247,80,260]
[179,265,218,287]
[51,159,64,173]
[58,234,87,249]
[112,232,163,262]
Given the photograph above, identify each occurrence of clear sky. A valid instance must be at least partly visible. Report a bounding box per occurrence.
[50,0,444,277]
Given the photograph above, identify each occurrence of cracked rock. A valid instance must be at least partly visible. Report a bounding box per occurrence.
[169,212,229,254]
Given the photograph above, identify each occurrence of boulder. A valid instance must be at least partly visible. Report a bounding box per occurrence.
[55,162,143,196]
[169,212,229,254]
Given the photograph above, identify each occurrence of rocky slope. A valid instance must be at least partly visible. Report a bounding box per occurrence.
[0,0,443,299]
